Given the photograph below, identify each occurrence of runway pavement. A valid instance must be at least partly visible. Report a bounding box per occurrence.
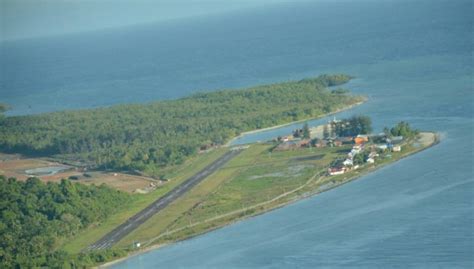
[87,149,242,250]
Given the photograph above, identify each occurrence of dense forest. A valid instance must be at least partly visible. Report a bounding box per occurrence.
[0,74,363,173]
[0,175,130,268]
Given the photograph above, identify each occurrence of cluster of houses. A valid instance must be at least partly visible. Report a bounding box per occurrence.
[271,122,406,176]
[328,134,404,176]
[274,135,351,151]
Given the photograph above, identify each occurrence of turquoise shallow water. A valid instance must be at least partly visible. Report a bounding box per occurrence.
[1,0,472,267]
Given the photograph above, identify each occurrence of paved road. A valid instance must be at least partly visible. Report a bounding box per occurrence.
[87,149,242,250]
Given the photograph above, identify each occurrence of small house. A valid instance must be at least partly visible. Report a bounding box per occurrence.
[315,140,328,148]
[387,136,404,144]
[377,144,388,150]
[300,139,311,147]
[275,139,310,151]
[392,145,401,152]
[343,159,353,166]
[329,167,345,175]
[334,140,343,147]
[339,137,354,144]
[351,148,361,155]
[354,135,369,145]
[368,151,379,158]
[366,158,375,164]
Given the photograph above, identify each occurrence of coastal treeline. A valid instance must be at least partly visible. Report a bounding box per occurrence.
[0,175,130,268]
[0,74,362,173]
[332,115,373,137]
[386,121,419,138]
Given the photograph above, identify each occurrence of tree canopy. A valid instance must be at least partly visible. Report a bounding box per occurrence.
[302,123,311,139]
[0,74,363,174]
[0,175,130,268]
[389,121,419,138]
[332,115,372,137]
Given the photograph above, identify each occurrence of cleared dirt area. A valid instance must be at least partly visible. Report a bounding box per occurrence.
[0,155,157,193]
[0,158,61,181]
[78,172,157,193]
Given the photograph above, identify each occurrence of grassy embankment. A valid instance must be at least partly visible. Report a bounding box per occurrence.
[112,132,438,254]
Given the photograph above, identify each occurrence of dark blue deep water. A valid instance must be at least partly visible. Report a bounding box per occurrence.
[1,0,472,268]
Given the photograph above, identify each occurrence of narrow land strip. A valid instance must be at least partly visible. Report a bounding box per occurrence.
[87,149,242,250]
[99,132,438,268]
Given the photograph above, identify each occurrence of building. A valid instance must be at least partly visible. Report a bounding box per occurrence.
[368,151,379,158]
[334,140,343,147]
[354,135,369,145]
[387,136,404,144]
[329,167,345,175]
[392,145,401,152]
[366,157,375,164]
[343,159,353,166]
[315,140,328,148]
[377,144,388,150]
[275,139,310,151]
[338,137,354,144]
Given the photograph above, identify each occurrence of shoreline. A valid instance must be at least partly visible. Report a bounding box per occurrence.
[100,131,438,268]
[225,100,366,146]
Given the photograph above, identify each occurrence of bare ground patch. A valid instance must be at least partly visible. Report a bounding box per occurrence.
[0,157,157,193]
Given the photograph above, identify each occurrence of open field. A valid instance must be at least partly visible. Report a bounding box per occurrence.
[1,131,437,263]
[113,132,438,253]
[88,149,243,251]
[78,172,156,193]
[0,158,67,181]
[0,157,155,192]
[61,147,228,253]
[116,143,350,248]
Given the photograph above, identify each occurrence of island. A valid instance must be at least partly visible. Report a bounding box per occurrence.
[0,75,438,268]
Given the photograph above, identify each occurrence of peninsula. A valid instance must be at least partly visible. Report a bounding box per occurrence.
[0,75,438,268]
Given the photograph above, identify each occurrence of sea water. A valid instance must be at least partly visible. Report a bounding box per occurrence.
[1,0,472,267]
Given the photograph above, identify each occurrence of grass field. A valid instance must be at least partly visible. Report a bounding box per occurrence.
[61,147,228,253]
[113,133,437,251]
[62,132,437,255]
[115,143,350,248]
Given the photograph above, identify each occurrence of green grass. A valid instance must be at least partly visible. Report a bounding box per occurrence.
[61,148,228,253]
[115,145,268,247]
[115,134,436,250]
[116,144,351,248]
[66,133,437,255]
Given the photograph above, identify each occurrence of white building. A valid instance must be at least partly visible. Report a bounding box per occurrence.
[392,145,402,152]
[377,144,388,150]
